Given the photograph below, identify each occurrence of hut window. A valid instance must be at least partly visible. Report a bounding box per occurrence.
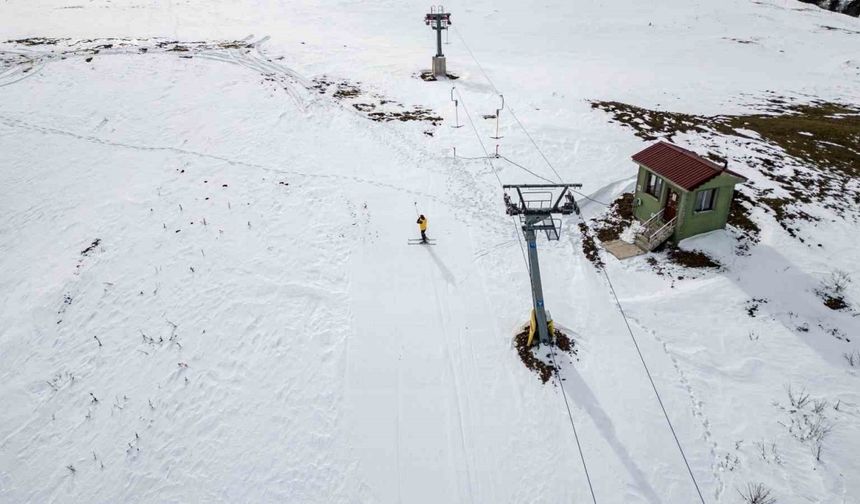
[645,172,664,198]
[695,188,717,212]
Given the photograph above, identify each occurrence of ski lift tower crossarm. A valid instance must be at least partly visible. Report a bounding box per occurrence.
[503,183,582,346]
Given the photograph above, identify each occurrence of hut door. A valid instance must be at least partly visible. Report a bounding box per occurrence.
[664,190,678,221]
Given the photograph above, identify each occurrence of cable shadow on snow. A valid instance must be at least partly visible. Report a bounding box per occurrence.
[560,365,664,504]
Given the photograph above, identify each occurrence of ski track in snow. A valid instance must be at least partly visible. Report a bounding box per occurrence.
[0,114,510,230]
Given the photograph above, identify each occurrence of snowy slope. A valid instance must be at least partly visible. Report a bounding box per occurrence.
[1,0,859,503]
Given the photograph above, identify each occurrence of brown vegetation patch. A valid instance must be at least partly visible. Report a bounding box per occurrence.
[724,37,758,45]
[312,76,442,125]
[6,37,66,46]
[333,83,362,99]
[555,332,574,353]
[645,245,721,283]
[515,331,554,383]
[816,271,852,311]
[418,71,460,81]
[217,41,254,49]
[664,246,721,269]
[591,98,860,242]
[727,192,761,240]
[593,193,635,242]
[646,256,665,277]
[822,295,849,311]
[368,108,442,125]
[745,298,768,317]
[514,327,577,384]
[80,238,101,256]
[578,222,604,269]
[733,101,860,179]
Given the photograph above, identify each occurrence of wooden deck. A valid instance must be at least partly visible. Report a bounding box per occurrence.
[602,239,646,260]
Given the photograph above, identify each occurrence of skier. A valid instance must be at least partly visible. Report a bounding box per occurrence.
[416,214,428,243]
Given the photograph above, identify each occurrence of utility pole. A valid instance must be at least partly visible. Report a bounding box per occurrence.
[424,5,451,76]
[503,183,581,346]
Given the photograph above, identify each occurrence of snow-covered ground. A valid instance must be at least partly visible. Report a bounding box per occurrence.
[1,0,859,502]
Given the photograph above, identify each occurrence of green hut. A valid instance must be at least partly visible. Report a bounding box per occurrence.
[631,141,747,251]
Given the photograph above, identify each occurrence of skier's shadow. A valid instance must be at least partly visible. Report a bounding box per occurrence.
[425,246,457,286]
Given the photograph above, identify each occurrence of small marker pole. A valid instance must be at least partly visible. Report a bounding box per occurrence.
[451,87,462,128]
[490,94,505,140]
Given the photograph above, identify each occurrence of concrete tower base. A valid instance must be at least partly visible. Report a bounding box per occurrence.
[432,56,447,77]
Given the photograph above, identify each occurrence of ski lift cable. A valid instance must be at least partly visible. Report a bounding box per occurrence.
[507,105,565,182]
[453,154,499,161]
[451,26,501,94]
[453,23,708,504]
[548,343,598,504]
[499,155,610,206]
[571,190,611,207]
[455,22,610,208]
[497,155,558,184]
[455,79,600,504]
[452,25,564,186]
[599,265,707,504]
[453,86,530,274]
[496,154,612,206]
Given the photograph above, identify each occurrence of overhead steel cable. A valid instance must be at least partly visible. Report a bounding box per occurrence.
[547,341,598,504]
[453,22,708,504]
[571,189,611,207]
[600,268,707,503]
[453,87,530,274]
[504,115,708,504]
[497,155,557,184]
[451,26,501,94]
[453,62,601,504]
[507,106,564,182]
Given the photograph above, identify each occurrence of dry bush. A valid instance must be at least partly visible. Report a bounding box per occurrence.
[816,270,851,311]
[738,483,776,504]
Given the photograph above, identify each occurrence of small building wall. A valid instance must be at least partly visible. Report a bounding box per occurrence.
[632,165,666,222]
[673,172,738,242]
[633,166,742,243]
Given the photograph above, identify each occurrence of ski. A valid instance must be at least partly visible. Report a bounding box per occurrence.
[408,240,436,245]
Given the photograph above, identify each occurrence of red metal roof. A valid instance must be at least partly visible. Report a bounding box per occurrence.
[631,141,745,191]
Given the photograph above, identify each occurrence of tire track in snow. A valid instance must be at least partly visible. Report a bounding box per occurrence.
[1,36,495,225]
[0,56,46,88]
[194,45,309,110]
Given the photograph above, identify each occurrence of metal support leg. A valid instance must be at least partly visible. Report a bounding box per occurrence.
[524,226,550,345]
[436,18,444,57]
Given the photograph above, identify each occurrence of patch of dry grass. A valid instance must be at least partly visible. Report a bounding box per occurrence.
[591,98,860,241]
